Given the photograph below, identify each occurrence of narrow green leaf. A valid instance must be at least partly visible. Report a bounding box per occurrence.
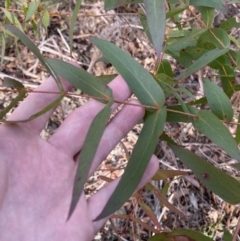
[203,78,233,121]
[188,96,207,106]
[31,20,38,35]
[25,0,40,21]
[168,29,200,38]
[219,64,235,98]
[0,77,26,120]
[198,28,230,49]
[2,77,23,89]
[97,74,117,85]
[189,0,225,10]
[69,0,83,55]
[223,230,233,241]
[170,85,189,113]
[149,229,214,241]
[104,0,143,11]
[91,37,165,109]
[227,0,240,3]
[157,59,173,78]
[176,86,195,101]
[139,9,153,44]
[46,58,112,102]
[95,56,110,64]
[220,18,240,32]
[173,50,193,68]
[235,114,240,144]
[175,48,229,81]
[143,0,165,60]
[2,94,64,123]
[186,42,215,60]
[159,81,189,113]
[5,0,10,8]
[161,132,176,145]
[208,55,226,69]
[95,107,166,220]
[166,6,187,19]
[232,163,240,171]
[170,144,240,204]
[234,85,240,92]
[164,29,206,55]
[68,98,113,220]
[196,6,215,27]
[152,170,187,181]
[0,34,6,68]
[228,49,240,67]
[192,110,240,161]
[4,25,64,92]
[155,73,175,98]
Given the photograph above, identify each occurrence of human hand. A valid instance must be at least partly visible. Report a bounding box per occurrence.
[0,70,159,241]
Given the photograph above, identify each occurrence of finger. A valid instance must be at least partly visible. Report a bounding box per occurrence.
[7,76,73,134]
[87,155,159,232]
[87,99,144,177]
[48,75,133,155]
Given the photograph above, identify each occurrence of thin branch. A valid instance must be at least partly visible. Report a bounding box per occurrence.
[0,87,159,110]
[166,108,198,118]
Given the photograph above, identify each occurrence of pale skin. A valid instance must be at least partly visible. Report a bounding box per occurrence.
[0,70,159,241]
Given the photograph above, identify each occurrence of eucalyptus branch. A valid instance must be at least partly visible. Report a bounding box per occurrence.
[166,108,198,118]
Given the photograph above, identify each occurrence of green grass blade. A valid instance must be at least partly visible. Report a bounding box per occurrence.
[2,9,23,31]
[95,107,166,221]
[203,78,233,121]
[0,33,6,68]
[91,37,165,109]
[25,0,40,21]
[175,48,229,81]
[69,0,83,55]
[68,98,113,220]
[192,110,240,161]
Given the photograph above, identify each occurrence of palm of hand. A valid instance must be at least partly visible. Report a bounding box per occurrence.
[0,73,158,241]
